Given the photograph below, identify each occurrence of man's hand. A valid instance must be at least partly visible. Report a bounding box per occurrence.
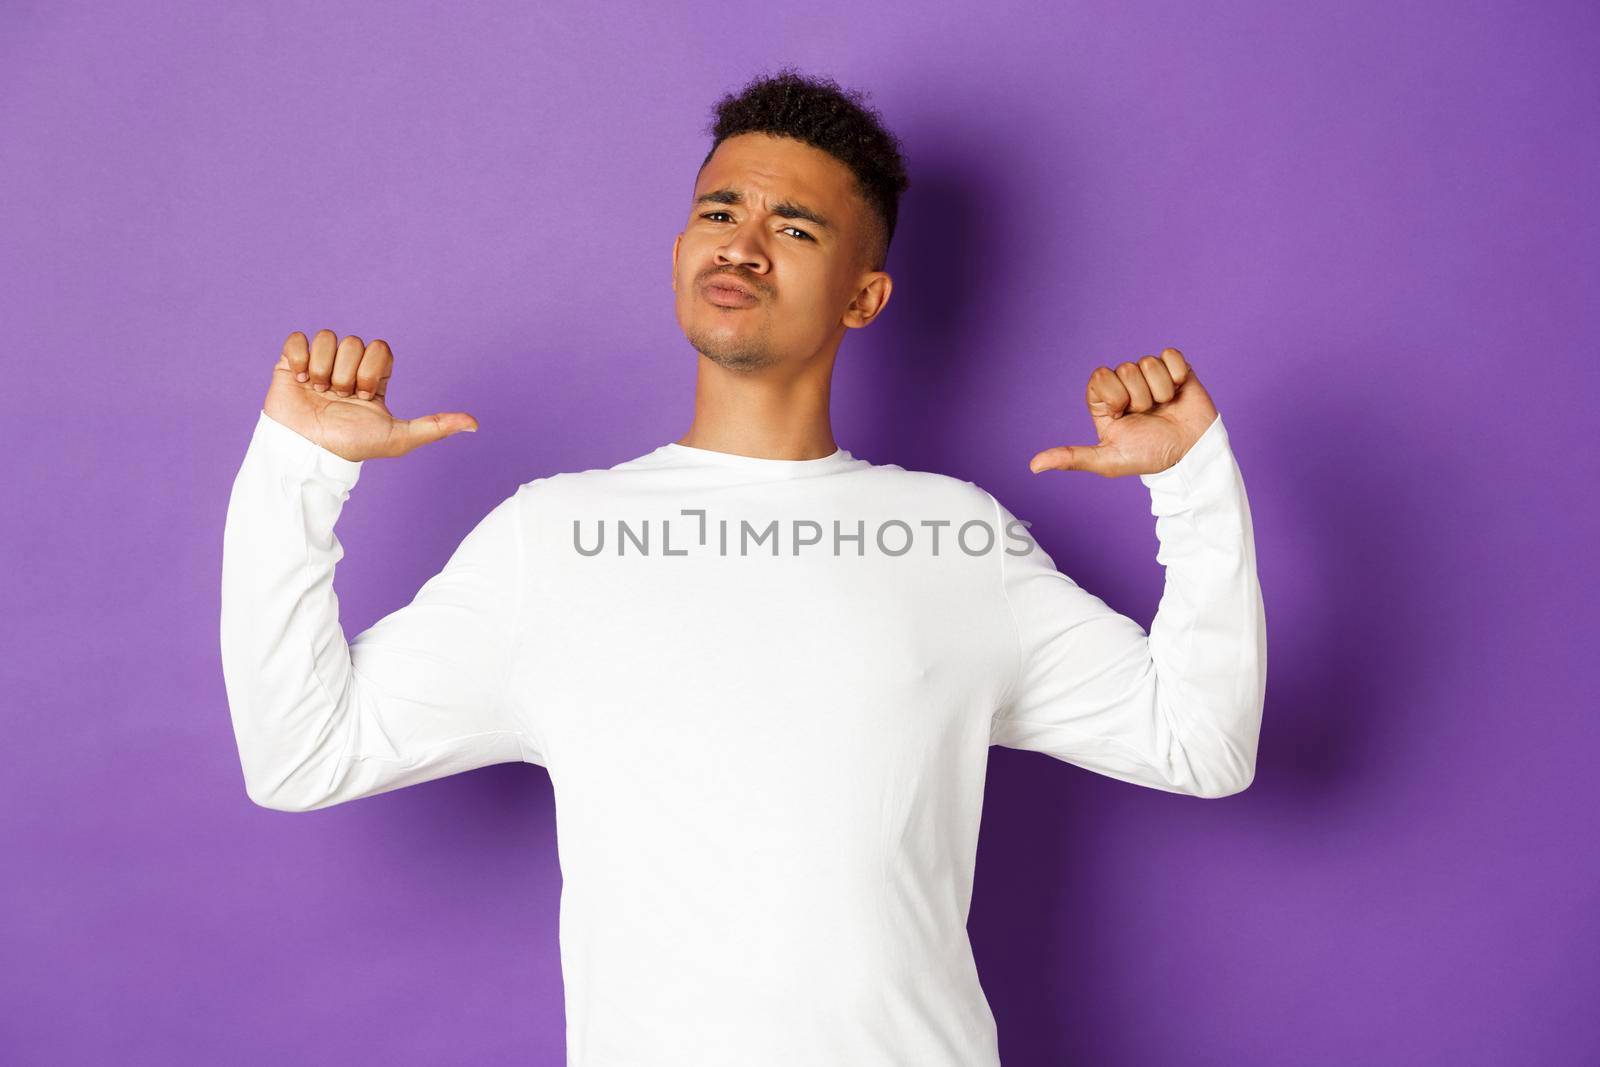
[1028,347,1220,478]
[264,330,479,463]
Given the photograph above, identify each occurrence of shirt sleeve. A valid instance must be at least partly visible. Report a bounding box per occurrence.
[988,413,1267,798]
[219,409,535,813]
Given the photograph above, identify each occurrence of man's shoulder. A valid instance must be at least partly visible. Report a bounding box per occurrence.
[862,463,998,509]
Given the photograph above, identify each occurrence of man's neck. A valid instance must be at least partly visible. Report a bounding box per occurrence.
[676,353,839,460]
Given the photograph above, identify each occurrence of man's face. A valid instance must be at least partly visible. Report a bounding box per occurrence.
[672,132,891,373]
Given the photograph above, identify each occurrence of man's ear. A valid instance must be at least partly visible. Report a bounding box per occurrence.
[671,233,680,292]
[842,271,893,329]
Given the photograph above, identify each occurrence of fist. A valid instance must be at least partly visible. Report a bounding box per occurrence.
[1028,347,1220,478]
[263,330,479,463]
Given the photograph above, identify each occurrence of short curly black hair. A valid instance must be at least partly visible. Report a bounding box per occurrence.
[700,67,910,273]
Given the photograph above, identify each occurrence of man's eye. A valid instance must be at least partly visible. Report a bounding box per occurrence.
[699,212,812,241]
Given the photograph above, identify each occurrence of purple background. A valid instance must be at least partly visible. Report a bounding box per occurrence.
[4,1,1595,1063]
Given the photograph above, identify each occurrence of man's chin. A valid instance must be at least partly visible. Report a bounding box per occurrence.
[702,349,776,373]
[685,334,778,372]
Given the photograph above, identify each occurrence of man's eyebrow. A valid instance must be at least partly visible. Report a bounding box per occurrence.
[693,188,833,231]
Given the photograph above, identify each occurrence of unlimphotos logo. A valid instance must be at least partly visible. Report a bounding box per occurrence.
[570,509,1038,558]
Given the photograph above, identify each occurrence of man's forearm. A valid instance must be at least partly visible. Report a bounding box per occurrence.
[220,410,368,812]
[1138,413,1268,796]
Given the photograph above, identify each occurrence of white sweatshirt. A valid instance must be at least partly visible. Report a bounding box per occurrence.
[220,407,1266,1067]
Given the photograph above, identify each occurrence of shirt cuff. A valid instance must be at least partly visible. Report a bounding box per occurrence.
[1138,412,1230,500]
[253,408,364,487]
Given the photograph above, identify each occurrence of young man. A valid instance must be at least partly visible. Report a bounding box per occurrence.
[221,68,1266,1067]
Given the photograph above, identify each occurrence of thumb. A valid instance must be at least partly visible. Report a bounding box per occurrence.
[397,412,479,452]
[1029,443,1113,475]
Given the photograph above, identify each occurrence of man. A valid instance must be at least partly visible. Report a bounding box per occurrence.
[221,68,1266,1067]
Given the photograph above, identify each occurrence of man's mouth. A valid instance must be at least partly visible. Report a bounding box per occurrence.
[703,279,760,308]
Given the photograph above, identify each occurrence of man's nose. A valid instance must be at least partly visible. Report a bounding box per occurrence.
[714,224,770,272]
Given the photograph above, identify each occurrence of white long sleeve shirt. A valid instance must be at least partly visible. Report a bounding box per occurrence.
[220,407,1266,1067]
